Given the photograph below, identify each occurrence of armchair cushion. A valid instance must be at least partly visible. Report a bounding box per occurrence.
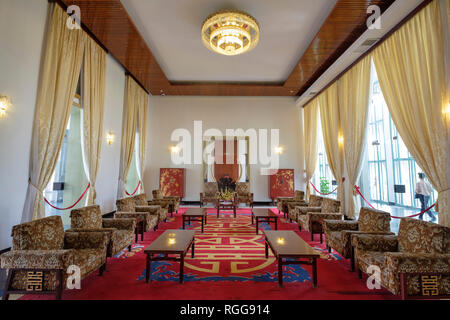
[116,197,135,212]
[323,220,359,232]
[358,207,391,233]
[12,216,64,250]
[70,205,103,229]
[114,212,158,232]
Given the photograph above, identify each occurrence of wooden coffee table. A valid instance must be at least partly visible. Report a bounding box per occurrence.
[144,230,195,284]
[183,208,207,233]
[216,200,237,218]
[251,209,278,234]
[264,230,320,288]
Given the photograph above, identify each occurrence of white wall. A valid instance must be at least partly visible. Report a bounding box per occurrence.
[0,0,48,250]
[95,56,125,213]
[144,96,305,201]
[0,0,127,249]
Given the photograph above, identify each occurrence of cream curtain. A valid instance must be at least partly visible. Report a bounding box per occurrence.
[338,56,371,219]
[372,0,449,227]
[136,90,149,194]
[118,76,140,198]
[303,99,319,201]
[22,4,86,222]
[319,82,345,213]
[82,37,106,205]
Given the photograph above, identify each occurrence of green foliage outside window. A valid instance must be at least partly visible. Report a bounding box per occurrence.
[320,177,330,194]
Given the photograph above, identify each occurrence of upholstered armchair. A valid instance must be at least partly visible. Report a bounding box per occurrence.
[296,198,342,242]
[200,182,219,207]
[323,207,393,271]
[288,194,322,222]
[151,189,180,216]
[116,197,161,233]
[352,218,450,299]
[234,182,254,208]
[0,216,108,300]
[133,193,168,222]
[277,190,306,218]
[67,205,135,257]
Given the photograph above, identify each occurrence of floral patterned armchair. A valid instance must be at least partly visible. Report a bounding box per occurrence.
[151,189,180,216]
[200,182,219,207]
[234,182,254,208]
[352,218,450,299]
[133,193,168,222]
[68,205,135,258]
[323,207,393,271]
[277,190,306,218]
[116,197,161,232]
[0,216,108,300]
[296,197,342,242]
[288,194,322,222]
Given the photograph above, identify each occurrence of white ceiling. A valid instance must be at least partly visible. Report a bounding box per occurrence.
[121,0,338,83]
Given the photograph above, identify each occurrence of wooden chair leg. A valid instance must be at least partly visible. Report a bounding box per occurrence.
[56,269,63,300]
[358,268,362,279]
[2,269,13,300]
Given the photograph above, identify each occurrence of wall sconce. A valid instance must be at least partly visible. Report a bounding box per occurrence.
[0,95,11,118]
[106,132,115,145]
[275,146,284,155]
[338,134,344,146]
[443,100,450,116]
[171,145,180,153]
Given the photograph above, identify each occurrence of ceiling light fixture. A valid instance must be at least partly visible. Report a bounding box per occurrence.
[201,10,260,56]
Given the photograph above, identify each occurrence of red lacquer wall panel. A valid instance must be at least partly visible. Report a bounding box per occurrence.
[269,169,295,200]
[160,168,185,198]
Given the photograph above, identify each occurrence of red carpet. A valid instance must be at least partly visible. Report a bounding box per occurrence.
[22,208,397,300]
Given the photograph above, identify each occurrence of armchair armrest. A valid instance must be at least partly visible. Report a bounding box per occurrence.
[307,212,342,222]
[298,206,321,215]
[323,220,359,232]
[385,252,450,274]
[135,205,160,215]
[64,231,108,250]
[1,250,73,269]
[149,199,170,209]
[102,218,136,231]
[352,234,398,252]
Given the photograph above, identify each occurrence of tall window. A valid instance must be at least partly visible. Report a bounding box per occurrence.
[125,134,140,195]
[44,91,89,227]
[361,61,437,210]
[312,111,337,199]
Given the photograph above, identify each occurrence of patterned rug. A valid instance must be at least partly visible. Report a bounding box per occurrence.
[21,208,396,300]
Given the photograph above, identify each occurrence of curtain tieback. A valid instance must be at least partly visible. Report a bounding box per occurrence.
[28,179,43,194]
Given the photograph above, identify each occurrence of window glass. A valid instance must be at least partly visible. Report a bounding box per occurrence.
[363,61,437,210]
[44,95,88,227]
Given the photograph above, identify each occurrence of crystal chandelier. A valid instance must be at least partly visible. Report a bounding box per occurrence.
[201,10,260,56]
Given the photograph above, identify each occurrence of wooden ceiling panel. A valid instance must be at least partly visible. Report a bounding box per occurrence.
[59,0,399,96]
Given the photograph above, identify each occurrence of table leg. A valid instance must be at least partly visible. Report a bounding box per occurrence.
[182,217,185,230]
[265,240,269,259]
[275,218,278,230]
[256,218,259,235]
[251,213,254,225]
[234,207,236,218]
[135,227,138,243]
[141,222,144,241]
[146,254,151,283]
[312,257,318,288]
[217,207,219,218]
[201,218,204,233]
[192,241,195,258]
[204,214,207,225]
[278,257,283,288]
[180,254,184,284]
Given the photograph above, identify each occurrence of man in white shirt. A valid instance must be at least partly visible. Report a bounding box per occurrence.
[415,173,436,222]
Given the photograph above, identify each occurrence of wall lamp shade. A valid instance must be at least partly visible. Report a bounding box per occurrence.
[0,95,11,118]
[106,132,115,145]
[444,100,450,116]
[275,146,284,155]
[171,146,180,153]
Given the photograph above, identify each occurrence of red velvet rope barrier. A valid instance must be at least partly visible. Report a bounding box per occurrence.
[354,185,436,219]
[44,183,90,211]
[310,177,345,196]
[125,181,141,196]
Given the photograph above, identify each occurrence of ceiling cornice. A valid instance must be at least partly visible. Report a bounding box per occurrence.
[60,0,397,96]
